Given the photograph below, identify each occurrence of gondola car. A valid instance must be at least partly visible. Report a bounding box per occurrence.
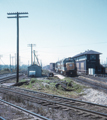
[55,57,76,76]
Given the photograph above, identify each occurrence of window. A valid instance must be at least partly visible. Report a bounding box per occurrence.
[90,55,96,60]
[81,62,84,70]
[76,63,79,70]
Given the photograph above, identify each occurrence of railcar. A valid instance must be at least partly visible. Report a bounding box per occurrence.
[50,63,55,71]
[55,57,76,76]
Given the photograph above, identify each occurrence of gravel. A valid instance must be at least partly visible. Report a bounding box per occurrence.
[81,88,107,105]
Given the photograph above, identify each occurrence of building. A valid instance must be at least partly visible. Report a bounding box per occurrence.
[71,50,104,75]
[28,64,42,77]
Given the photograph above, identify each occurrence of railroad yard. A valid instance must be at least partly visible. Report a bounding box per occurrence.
[0,72,107,119]
[1,1,107,120]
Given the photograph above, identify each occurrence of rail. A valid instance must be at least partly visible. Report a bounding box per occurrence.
[0,73,23,83]
[12,86,107,108]
[0,117,5,120]
[1,86,107,118]
[0,99,50,120]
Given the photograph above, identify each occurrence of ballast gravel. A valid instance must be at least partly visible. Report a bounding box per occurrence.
[81,88,107,105]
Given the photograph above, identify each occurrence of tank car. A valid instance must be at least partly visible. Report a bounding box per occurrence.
[55,57,76,76]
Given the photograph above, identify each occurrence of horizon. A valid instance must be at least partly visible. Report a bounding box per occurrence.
[0,0,107,66]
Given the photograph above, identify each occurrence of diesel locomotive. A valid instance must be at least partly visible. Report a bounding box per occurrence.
[54,57,76,76]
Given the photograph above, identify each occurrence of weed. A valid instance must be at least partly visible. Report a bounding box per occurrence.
[20,76,86,98]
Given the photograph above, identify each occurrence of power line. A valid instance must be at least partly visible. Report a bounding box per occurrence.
[36,41,107,48]
[0,59,6,65]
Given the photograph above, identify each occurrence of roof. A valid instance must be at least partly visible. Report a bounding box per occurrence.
[28,64,41,68]
[72,50,102,58]
[56,57,73,63]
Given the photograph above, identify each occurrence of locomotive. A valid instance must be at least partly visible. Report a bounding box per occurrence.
[54,57,76,76]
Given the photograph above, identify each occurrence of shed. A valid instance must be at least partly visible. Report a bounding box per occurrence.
[28,64,42,77]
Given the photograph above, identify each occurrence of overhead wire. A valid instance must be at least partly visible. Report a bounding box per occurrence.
[0,58,6,65]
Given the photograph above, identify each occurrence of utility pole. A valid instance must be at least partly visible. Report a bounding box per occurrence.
[12,56,14,69]
[19,56,21,69]
[7,12,28,83]
[106,58,107,65]
[28,44,36,65]
[15,53,16,71]
[0,55,3,70]
[10,54,11,71]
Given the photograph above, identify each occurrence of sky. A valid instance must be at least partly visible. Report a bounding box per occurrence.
[0,0,107,66]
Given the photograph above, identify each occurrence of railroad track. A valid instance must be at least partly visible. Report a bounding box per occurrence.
[82,74,107,82]
[1,85,107,119]
[72,76,107,91]
[0,117,5,120]
[0,98,50,120]
[0,73,23,83]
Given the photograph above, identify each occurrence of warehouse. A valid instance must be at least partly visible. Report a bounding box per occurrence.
[28,64,42,77]
[71,50,104,75]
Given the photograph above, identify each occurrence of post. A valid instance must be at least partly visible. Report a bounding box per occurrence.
[0,55,3,71]
[31,44,32,65]
[15,53,16,70]
[16,13,19,82]
[7,12,28,83]
[10,54,11,71]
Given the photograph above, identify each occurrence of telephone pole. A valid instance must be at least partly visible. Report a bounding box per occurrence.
[15,53,16,70]
[0,55,3,70]
[10,54,11,71]
[12,56,14,69]
[28,44,36,65]
[7,12,28,83]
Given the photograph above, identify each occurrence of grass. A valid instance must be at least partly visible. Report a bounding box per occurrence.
[20,77,86,98]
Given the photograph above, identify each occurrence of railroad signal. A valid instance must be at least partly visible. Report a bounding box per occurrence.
[7,12,28,83]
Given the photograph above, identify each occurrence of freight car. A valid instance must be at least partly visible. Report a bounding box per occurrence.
[50,63,55,71]
[55,57,76,76]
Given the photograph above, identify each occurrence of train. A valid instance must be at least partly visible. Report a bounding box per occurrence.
[50,57,77,76]
[49,50,107,76]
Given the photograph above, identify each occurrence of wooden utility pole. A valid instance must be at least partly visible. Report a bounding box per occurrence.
[7,12,28,83]
[12,56,14,69]
[10,54,11,71]
[0,55,3,70]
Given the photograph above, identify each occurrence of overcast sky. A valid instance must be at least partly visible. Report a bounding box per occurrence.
[0,0,107,66]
